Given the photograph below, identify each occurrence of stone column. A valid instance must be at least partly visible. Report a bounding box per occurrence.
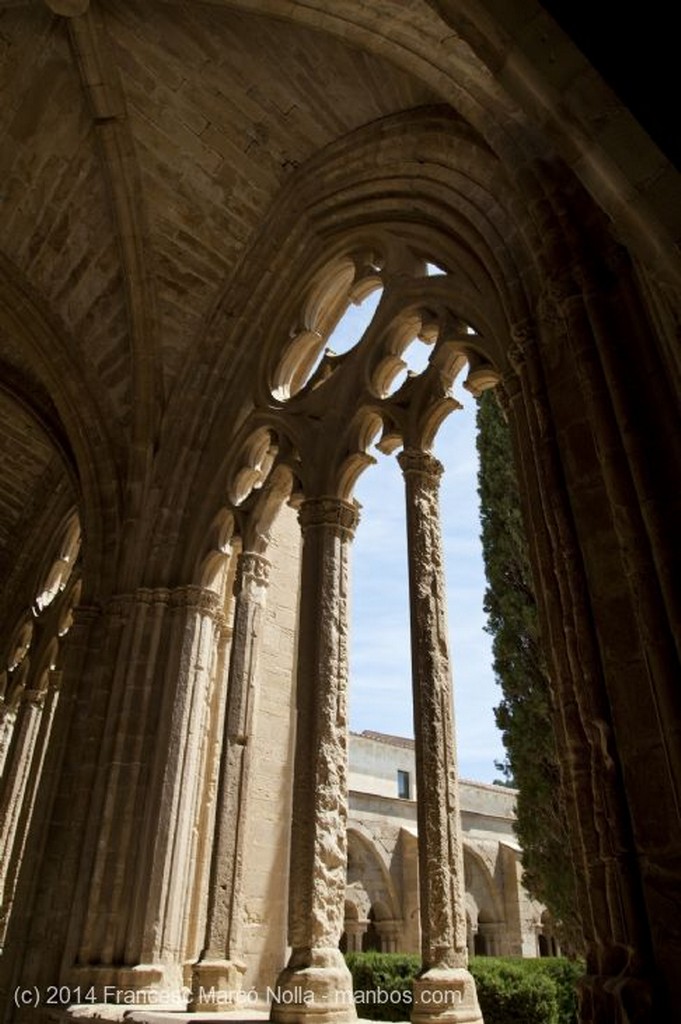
[377,920,399,953]
[0,673,61,948]
[504,317,660,1018]
[0,700,18,781]
[192,551,271,1010]
[0,690,46,899]
[60,587,224,1004]
[345,921,366,954]
[397,449,482,1024]
[466,922,475,959]
[272,497,358,1024]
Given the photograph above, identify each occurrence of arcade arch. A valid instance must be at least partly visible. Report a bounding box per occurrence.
[463,846,506,958]
[342,829,402,954]
[0,514,82,947]
[186,229,502,1020]
[0,7,677,1024]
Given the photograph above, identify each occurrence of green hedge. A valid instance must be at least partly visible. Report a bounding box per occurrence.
[499,958,583,1024]
[345,953,419,1021]
[470,958,557,1024]
[344,953,583,1024]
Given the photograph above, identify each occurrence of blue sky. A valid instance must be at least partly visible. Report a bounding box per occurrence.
[329,291,506,783]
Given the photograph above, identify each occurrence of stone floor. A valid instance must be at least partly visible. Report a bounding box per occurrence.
[67,1011,270,1022]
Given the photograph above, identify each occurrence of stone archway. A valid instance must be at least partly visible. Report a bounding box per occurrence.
[463,846,506,958]
[343,830,402,955]
[0,6,678,1024]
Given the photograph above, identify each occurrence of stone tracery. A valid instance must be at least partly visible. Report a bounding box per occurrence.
[0,4,678,1023]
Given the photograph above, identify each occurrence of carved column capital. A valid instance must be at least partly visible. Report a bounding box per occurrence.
[497,374,521,414]
[236,551,271,589]
[506,322,539,375]
[298,496,359,538]
[46,669,63,694]
[22,689,45,709]
[170,585,222,618]
[397,448,443,483]
[107,589,168,616]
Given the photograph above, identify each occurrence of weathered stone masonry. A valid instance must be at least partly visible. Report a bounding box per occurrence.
[0,3,679,1024]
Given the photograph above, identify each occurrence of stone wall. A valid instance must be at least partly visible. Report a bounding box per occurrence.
[346,732,545,960]
[0,4,679,1023]
[240,506,300,991]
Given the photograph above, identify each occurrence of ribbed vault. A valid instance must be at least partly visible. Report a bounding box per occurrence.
[1,0,676,595]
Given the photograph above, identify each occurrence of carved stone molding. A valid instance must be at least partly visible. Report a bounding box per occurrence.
[397,448,443,483]
[298,496,359,538]
[507,321,538,368]
[22,688,46,709]
[273,495,357,1022]
[236,551,271,588]
[398,447,482,1024]
[498,374,521,413]
[546,269,581,307]
[107,585,222,619]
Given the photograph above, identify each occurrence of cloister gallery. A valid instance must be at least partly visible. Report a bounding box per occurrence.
[0,3,679,1024]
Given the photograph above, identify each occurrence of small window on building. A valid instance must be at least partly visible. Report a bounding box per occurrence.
[397,769,410,800]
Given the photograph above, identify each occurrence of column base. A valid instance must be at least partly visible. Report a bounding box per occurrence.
[270,948,356,1024]
[67,963,188,1009]
[411,968,483,1024]
[190,958,247,1012]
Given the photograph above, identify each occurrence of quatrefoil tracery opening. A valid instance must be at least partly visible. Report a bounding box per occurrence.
[272,255,385,401]
[33,516,81,615]
[271,243,493,414]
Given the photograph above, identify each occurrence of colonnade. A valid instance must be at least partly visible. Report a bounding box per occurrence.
[0,534,81,957]
[0,248,489,1024]
[343,919,401,954]
[268,453,480,1022]
[0,468,476,1024]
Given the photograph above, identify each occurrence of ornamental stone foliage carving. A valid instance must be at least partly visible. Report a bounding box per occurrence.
[272,496,359,1023]
[1,6,679,1024]
[398,450,482,1024]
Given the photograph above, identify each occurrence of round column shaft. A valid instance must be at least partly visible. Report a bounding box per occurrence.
[398,448,483,1024]
[272,497,358,1024]
[192,551,271,1010]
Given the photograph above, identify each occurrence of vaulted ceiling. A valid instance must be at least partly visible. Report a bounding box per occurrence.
[0,0,678,604]
[0,0,513,595]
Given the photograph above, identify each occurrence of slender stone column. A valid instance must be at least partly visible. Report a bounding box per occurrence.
[0,690,45,898]
[0,674,61,948]
[397,449,483,1024]
[192,551,271,1010]
[272,497,358,1024]
[0,700,18,782]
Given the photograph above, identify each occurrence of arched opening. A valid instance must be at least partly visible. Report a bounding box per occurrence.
[281,241,504,782]
[343,829,401,954]
[362,907,380,953]
[0,6,678,1021]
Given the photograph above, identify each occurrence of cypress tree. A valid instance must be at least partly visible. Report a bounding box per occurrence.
[476,390,581,951]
